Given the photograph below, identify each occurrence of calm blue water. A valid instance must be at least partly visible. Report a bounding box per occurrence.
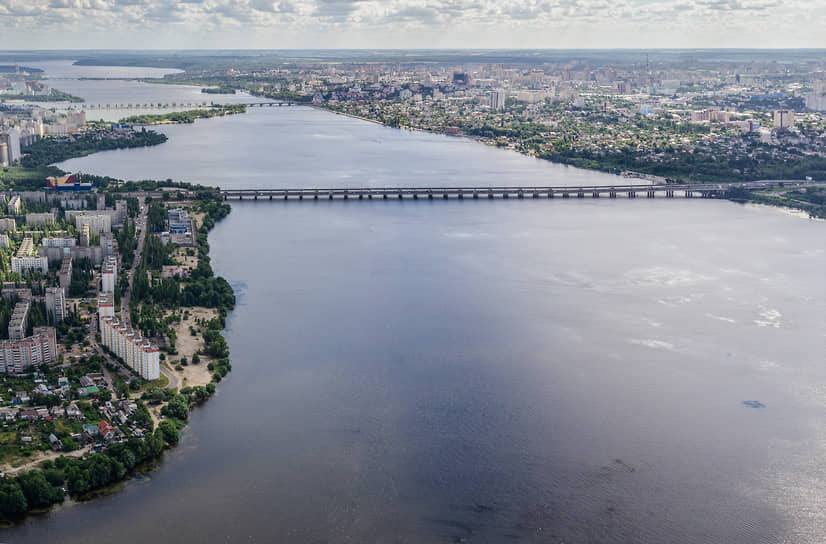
[6,65,826,543]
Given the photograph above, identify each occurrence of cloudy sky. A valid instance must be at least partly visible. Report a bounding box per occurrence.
[0,0,824,49]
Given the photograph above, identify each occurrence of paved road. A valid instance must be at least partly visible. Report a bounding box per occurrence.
[120,204,149,326]
[159,364,179,390]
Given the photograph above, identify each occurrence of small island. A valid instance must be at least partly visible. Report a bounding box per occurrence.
[201,86,236,95]
[119,104,246,125]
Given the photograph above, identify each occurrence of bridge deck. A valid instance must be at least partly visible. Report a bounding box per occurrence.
[219,181,804,201]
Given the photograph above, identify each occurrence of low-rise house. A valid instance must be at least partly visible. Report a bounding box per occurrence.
[65,403,83,419]
[82,423,100,441]
[78,385,100,397]
[97,420,116,441]
[18,409,39,421]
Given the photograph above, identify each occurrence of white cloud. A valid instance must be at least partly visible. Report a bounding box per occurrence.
[0,0,823,47]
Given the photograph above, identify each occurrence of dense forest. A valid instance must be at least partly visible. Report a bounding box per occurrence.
[20,130,167,169]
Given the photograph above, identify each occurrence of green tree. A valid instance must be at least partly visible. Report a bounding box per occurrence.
[0,480,28,517]
[16,471,63,509]
[158,420,179,444]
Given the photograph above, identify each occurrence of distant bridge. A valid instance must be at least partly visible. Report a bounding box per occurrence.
[78,102,292,110]
[220,181,799,201]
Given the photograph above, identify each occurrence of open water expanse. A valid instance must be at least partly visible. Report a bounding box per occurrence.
[5,64,826,543]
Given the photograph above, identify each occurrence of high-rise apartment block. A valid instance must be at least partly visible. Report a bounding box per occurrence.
[98,292,115,320]
[72,213,111,235]
[11,237,48,276]
[8,301,29,341]
[99,316,160,380]
[773,110,795,129]
[45,287,66,324]
[0,218,16,232]
[101,256,117,293]
[0,327,57,374]
[7,195,21,215]
[489,89,506,110]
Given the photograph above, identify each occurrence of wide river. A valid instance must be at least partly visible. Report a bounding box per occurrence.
[6,64,826,543]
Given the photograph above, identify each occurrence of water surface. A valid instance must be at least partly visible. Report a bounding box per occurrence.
[7,82,826,544]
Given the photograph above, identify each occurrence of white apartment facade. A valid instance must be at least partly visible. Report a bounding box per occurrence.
[99,316,160,380]
[0,327,57,374]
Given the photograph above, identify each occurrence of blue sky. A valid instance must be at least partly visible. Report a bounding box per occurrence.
[0,0,824,49]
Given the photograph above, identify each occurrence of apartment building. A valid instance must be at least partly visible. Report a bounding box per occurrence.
[0,327,57,374]
[99,316,160,380]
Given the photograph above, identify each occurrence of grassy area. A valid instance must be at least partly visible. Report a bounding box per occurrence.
[0,165,60,191]
[137,374,169,394]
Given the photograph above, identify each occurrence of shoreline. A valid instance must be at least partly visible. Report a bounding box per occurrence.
[0,187,235,524]
[312,104,824,218]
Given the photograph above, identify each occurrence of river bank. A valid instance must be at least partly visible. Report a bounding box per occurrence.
[0,186,235,524]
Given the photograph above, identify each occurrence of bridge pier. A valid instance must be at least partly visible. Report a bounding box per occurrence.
[685,191,692,198]
[548,190,554,198]
[299,194,303,200]
[473,192,478,199]
[428,193,433,200]
[488,192,494,199]
[592,191,599,198]
[399,192,403,199]
[442,193,448,199]
[413,193,418,199]
[609,191,616,198]
[647,190,655,198]
[368,193,373,199]
[517,191,524,199]
[458,193,463,199]
[577,191,584,198]
[563,192,570,199]
[328,192,333,200]
[359,194,363,200]
[533,192,539,198]
[269,195,272,201]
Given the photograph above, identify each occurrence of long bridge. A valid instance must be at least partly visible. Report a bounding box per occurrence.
[75,102,291,110]
[220,181,800,201]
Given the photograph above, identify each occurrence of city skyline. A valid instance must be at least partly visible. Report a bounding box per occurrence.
[0,0,824,50]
